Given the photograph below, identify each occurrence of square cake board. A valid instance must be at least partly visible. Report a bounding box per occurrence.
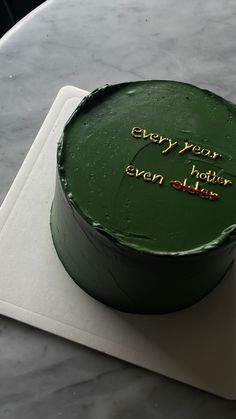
[0,86,236,400]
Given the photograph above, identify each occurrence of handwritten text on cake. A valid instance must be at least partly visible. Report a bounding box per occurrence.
[125,165,164,184]
[124,127,234,201]
[131,127,222,160]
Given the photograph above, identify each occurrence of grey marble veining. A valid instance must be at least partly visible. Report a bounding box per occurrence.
[1,0,236,417]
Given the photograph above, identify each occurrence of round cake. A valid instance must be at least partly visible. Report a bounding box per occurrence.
[50,80,236,314]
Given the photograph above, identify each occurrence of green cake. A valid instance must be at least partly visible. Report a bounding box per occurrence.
[50,81,236,313]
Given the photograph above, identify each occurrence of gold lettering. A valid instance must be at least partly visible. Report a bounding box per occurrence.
[206,170,211,182]
[208,171,218,184]
[179,141,193,155]
[131,127,223,164]
[191,165,232,188]
[192,145,201,155]
[162,139,178,155]
[191,165,199,178]
[143,130,152,139]
[131,127,142,138]
[150,133,159,143]
[217,177,224,185]
[135,169,145,178]
[159,136,168,144]
[125,165,135,176]
[143,172,152,181]
[212,151,222,160]
[201,148,211,157]
[152,174,164,184]
[200,172,207,180]
[125,165,164,186]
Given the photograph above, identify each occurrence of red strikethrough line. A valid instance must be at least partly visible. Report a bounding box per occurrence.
[169,180,219,200]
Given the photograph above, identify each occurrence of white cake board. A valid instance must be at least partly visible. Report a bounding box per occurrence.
[0,86,236,399]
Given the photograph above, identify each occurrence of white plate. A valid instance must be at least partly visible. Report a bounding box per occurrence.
[0,86,236,399]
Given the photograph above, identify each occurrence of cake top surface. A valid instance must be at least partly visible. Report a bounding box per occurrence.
[58,80,236,254]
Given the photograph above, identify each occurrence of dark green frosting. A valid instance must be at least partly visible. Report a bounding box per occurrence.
[51,81,236,313]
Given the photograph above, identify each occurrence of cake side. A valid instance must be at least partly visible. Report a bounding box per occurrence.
[51,171,235,313]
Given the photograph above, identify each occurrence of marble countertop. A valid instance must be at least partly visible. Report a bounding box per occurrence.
[1,0,236,416]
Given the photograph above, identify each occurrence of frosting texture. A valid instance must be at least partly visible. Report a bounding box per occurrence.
[58,81,236,254]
